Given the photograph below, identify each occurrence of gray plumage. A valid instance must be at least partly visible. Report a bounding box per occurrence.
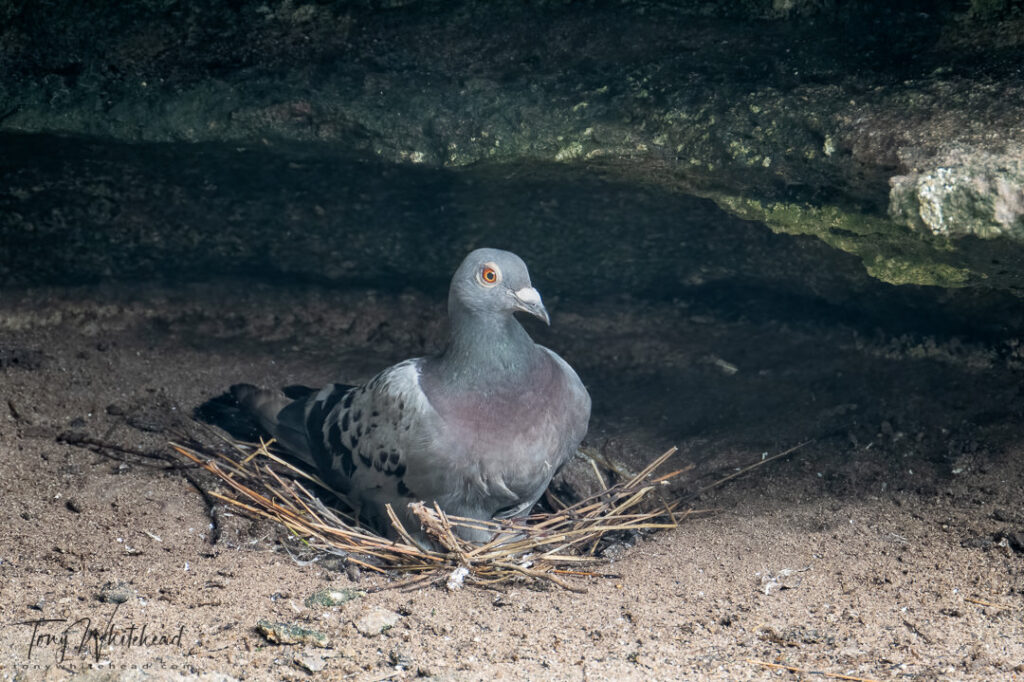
[231,248,591,545]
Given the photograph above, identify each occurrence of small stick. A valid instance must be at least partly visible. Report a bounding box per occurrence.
[63,432,181,468]
[964,597,1008,609]
[745,659,880,682]
[432,502,473,564]
[690,441,812,498]
[544,489,569,510]
[241,438,273,464]
[385,503,424,549]
[624,446,679,488]
[489,561,586,593]
[263,465,325,526]
[346,556,388,574]
[590,458,609,491]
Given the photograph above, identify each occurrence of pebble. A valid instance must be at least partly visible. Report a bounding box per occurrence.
[353,607,400,637]
[294,652,327,673]
[97,581,135,604]
[305,587,363,608]
[256,620,330,647]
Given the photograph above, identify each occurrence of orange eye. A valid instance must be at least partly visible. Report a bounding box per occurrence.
[478,263,501,286]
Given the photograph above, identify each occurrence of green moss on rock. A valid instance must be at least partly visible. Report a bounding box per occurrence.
[256,620,330,647]
[709,193,972,287]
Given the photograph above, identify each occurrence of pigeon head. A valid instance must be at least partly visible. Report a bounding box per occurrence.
[448,248,550,325]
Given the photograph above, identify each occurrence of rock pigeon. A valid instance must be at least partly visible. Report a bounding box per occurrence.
[225,248,591,545]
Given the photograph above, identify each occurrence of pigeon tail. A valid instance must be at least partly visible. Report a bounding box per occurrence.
[193,390,264,443]
[230,383,316,467]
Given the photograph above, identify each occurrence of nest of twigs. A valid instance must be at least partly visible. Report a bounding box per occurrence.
[171,435,696,591]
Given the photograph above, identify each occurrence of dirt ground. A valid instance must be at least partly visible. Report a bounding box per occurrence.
[1,280,1022,681]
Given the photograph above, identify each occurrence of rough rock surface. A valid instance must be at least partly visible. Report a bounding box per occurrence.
[2,1,1023,290]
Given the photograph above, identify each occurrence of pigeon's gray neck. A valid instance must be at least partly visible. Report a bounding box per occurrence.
[434,307,539,385]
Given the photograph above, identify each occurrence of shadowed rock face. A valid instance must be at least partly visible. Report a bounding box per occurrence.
[1,1,1023,295]
[0,131,865,297]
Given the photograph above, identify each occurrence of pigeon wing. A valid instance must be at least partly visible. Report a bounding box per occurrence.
[299,359,442,535]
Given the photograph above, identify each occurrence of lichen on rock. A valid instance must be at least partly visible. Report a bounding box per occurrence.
[890,148,1024,241]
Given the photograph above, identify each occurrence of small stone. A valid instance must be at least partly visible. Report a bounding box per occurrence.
[305,587,363,608]
[389,646,413,668]
[97,582,135,604]
[353,607,400,637]
[961,535,994,550]
[993,508,1022,523]
[65,498,82,513]
[294,652,326,673]
[256,620,330,647]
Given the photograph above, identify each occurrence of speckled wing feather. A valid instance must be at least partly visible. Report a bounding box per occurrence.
[234,359,436,536]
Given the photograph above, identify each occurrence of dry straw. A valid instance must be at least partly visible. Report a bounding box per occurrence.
[172,436,806,591]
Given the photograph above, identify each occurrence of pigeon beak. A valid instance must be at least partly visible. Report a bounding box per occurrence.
[512,286,550,325]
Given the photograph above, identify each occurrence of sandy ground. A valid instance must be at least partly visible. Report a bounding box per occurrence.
[1,281,1022,681]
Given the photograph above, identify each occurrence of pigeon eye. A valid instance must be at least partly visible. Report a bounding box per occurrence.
[478,264,501,287]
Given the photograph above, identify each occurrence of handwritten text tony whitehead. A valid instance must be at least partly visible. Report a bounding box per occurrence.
[15,603,185,663]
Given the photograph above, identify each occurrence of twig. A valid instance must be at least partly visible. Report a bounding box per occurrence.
[688,440,811,499]
[59,432,188,469]
[964,596,1009,609]
[180,469,223,545]
[745,659,880,682]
